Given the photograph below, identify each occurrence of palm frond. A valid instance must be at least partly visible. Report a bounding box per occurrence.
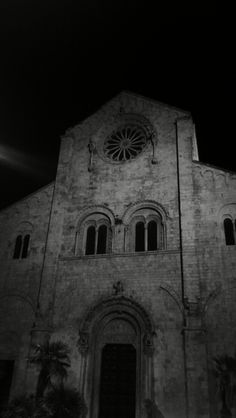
[29,340,71,398]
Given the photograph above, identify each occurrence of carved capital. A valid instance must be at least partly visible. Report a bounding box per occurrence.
[143,332,155,356]
[77,331,89,355]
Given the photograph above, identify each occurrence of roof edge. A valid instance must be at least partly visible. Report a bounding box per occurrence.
[63,90,192,136]
[0,181,55,214]
[193,160,236,175]
[119,90,191,115]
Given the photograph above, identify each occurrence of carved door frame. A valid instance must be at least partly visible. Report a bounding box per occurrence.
[77,296,155,418]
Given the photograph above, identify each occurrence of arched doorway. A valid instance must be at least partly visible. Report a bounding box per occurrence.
[97,318,137,418]
[78,296,155,418]
[99,344,136,418]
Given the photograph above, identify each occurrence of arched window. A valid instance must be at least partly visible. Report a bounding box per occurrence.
[12,222,32,259]
[135,222,145,252]
[97,225,107,254]
[0,360,15,408]
[134,219,160,252]
[81,219,111,256]
[76,207,115,256]
[13,235,22,259]
[85,226,96,255]
[22,234,30,258]
[13,234,31,259]
[123,202,166,253]
[85,224,108,255]
[224,218,235,245]
[147,220,157,251]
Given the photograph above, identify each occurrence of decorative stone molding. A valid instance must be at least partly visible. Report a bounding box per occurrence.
[149,131,158,164]
[218,203,236,220]
[201,285,222,315]
[79,294,156,418]
[75,205,116,255]
[76,205,116,230]
[160,284,183,315]
[122,200,169,225]
[160,283,224,333]
[78,295,154,355]
[95,112,156,165]
[88,138,96,172]
[143,332,155,356]
[113,280,124,296]
[194,163,236,188]
[77,331,89,355]
[122,200,168,252]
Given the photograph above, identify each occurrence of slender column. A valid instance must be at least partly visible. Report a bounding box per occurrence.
[144,222,148,251]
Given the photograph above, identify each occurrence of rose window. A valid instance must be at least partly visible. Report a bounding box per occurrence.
[104,124,148,162]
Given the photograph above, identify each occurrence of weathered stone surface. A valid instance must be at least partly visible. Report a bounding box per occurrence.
[0,91,236,417]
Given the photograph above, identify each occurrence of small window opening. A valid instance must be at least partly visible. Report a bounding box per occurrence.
[13,235,22,259]
[22,234,30,258]
[135,222,145,252]
[0,360,14,410]
[224,218,235,245]
[85,226,96,255]
[148,220,157,251]
[97,225,107,254]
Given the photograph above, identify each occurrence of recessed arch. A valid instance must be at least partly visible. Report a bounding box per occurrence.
[122,201,168,252]
[223,218,235,245]
[219,204,236,245]
[76,205,116,231]
[0,293,35,313]
[16,221,33,234]
[11,222,33,260]
[122,200,168,225]
[75,205,115,256]
[78,296,155,418]
[78,296,154,341]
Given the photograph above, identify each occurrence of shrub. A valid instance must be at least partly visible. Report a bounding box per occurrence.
[35,387,87,418]
[0,394,35,418]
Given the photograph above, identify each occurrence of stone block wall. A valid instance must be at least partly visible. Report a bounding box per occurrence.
[1,91,236,417]
[36,93,198,417]
[0,183,53,395]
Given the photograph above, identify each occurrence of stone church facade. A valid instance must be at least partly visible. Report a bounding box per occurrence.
[0,91,236,418]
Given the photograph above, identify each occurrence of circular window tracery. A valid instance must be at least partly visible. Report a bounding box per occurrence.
[103,124,148,162]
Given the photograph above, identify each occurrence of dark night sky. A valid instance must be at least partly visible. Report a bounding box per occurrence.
[0,1,235,209]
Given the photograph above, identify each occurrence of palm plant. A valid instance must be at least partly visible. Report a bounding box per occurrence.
[29,341,70,398]
[213,354,236,418]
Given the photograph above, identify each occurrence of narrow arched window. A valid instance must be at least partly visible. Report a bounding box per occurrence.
[22,234,30,258]
[148,220,157,251]
[85,226,96,255]
[135,222,145,252]
[224,218,235,245]
[0,360,15,407]
[97,225,107,254]
[13,235,22,259]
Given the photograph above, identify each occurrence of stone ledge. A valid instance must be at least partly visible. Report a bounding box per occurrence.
[59,249,180,261]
